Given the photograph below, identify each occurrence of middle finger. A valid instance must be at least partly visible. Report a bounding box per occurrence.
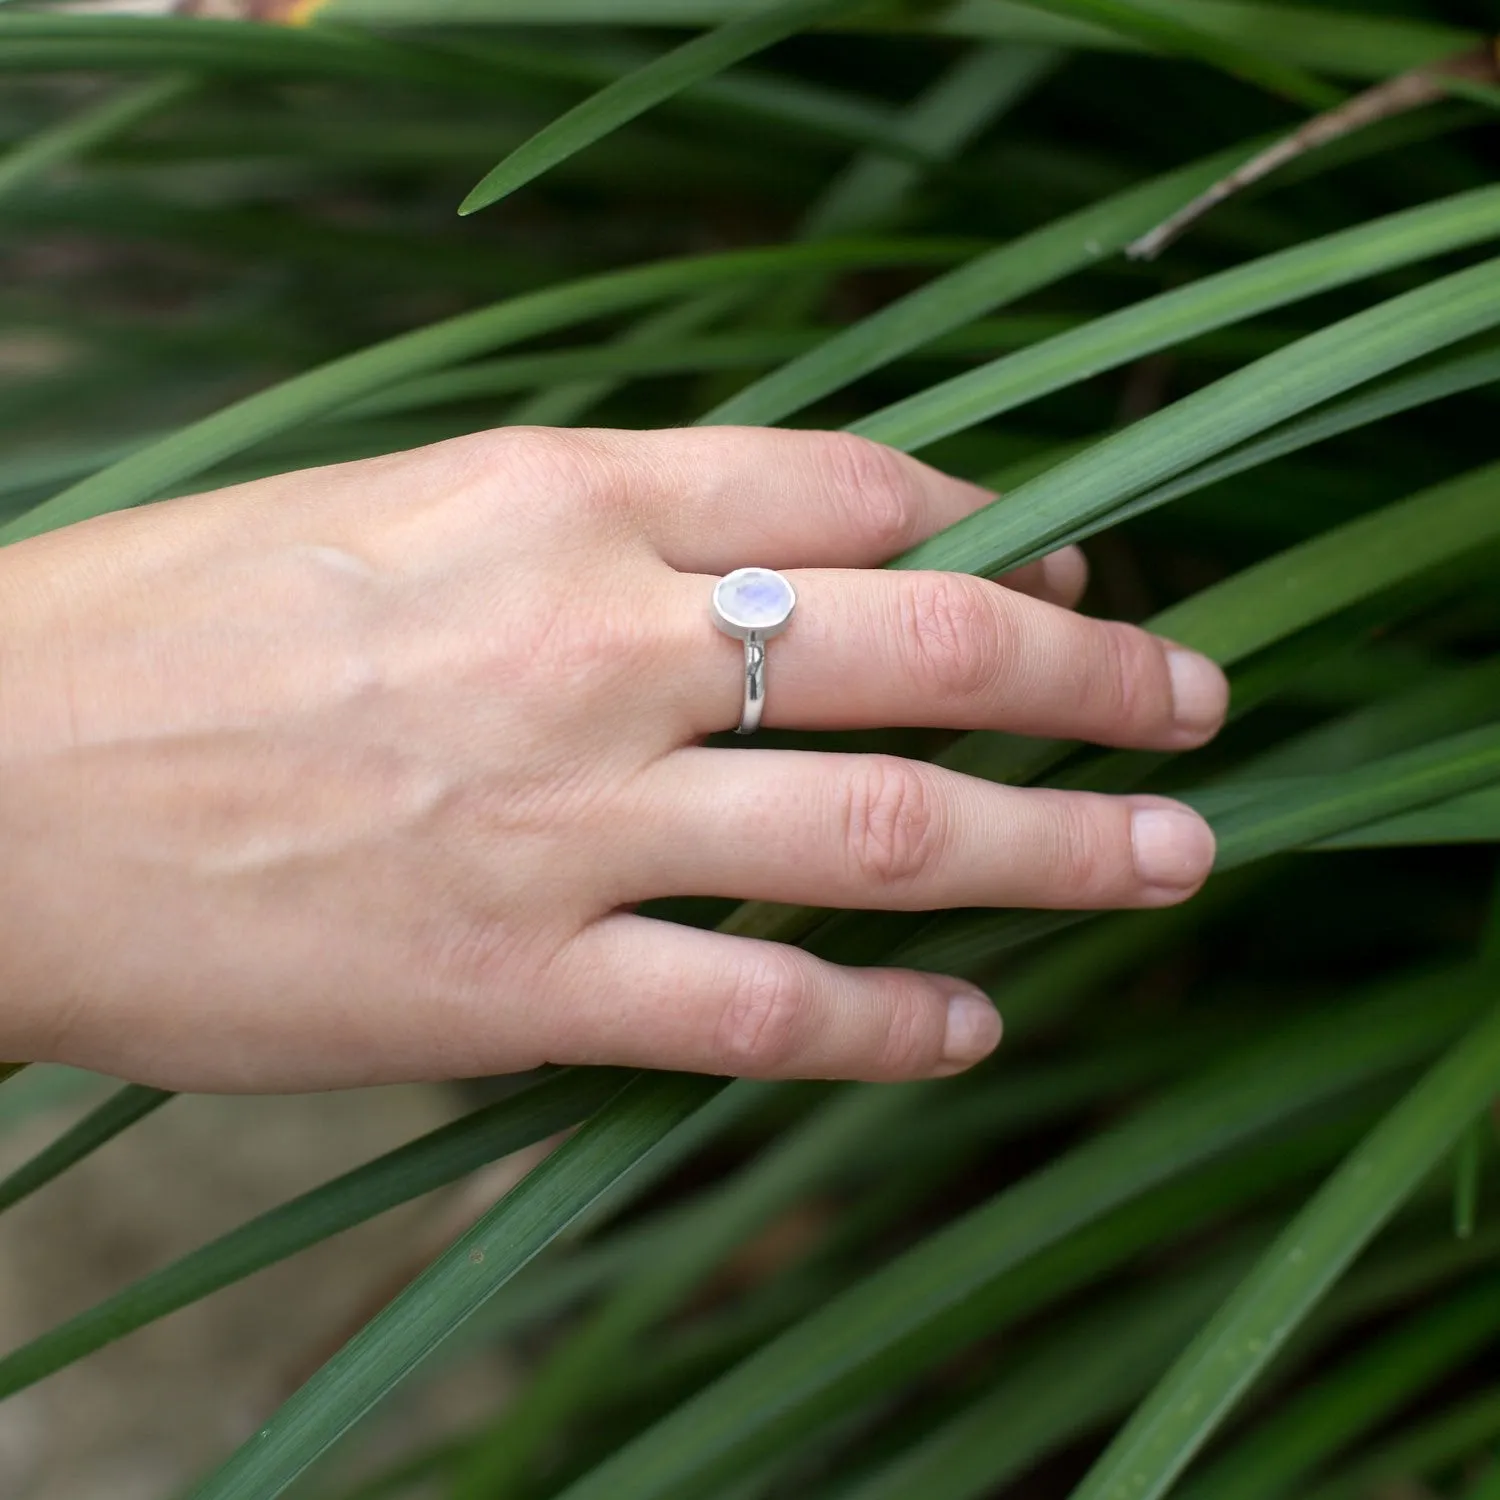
[667,567,1227,747]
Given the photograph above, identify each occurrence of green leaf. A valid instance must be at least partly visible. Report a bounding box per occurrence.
[999,0,1341,108]
[0,73,194,204]
[1016,343,1500,568]
[460,34,955,169]
[458,0,870,215]
[1147,463,1500,665]
[0,15,510,92]
[1174,1280,1500,1500]
[0,1068,628,1400]
[798,43,1062,241]
[315,2,1474,83]
[699,139,1259,427]
[542,969,1490,1500]
[184,1072,721,1500]
[1314,784,1500,848]
[1228,656,1500,783]
[833,1201,1500,1500]
[831,1259,1257,1500]
[1302,1387,1500,1500]
[451,1081,932,1497]
[0,1083,171,1217]
[893,259,1500,578]
[509,42,1055,427]
[1066,996,1500,1500]
[1202,724,1500,869]
[0,235,968,545]
[852,186,1500,454]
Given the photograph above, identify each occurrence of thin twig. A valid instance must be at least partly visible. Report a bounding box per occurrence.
[1128,42,1500,261]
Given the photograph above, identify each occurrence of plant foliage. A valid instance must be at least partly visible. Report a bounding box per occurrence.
[0,4,1497,1500]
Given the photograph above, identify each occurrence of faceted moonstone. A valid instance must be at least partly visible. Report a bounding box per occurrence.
[714,568,795,634]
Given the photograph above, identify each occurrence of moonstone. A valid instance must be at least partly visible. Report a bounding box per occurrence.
[713,567,796,636]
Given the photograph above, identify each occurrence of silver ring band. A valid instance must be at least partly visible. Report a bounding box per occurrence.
[739,635,767,736]
[710,567,796,736]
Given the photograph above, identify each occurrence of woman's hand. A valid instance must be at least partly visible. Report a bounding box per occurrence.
[0,427,1226,1091]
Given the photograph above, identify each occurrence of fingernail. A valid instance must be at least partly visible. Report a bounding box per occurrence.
[1131,805,1217,892]
[937,988,1003,1075]
[1167,649,1229,739]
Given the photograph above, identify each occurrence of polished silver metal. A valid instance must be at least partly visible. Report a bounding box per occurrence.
[710,567,796,735]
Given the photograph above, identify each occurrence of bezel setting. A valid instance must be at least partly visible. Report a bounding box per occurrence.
[710,567,797,641]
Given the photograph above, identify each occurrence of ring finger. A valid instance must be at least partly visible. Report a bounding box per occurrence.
[668,567,1227,747]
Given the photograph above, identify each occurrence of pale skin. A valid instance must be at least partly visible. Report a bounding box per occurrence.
[0,427,1227,1092]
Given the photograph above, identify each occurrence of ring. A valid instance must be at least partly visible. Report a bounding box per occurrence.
[710,567,797,735]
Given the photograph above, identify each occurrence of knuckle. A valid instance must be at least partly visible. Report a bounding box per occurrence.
[1090,621,1160,729]
[844,756,944,892]
[816,431,919,555]
[902,573,1006,702]
[715,948,807,1074]
[1048,795,1129,904]
[464,426,623,517]
[871,981,941,1078]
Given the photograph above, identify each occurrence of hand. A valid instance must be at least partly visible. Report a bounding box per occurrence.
[0,427,1225,1091]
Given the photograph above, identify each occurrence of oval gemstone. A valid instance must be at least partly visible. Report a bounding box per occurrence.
[713,568,796,634]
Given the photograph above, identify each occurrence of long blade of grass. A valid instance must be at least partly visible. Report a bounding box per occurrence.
[458,0,869,214]
[451,1081,930,1497]
[1000,0,1340,107]
[0,1067,629,1399]
[462,34,949,168]
[504,42,1044,426]
[314,3,1474,83]
[1012,342,1500,567]
[595,1114,1364,1500]
[893,258,1500,577]
[850,186,1500,455]
[1314,784,1500,848]
[0,15,511,92]
[831,1258,1258,1500]
[185,1071,722,1500]
[1227,657,1500,783]
[835,1216,1500,1500]
[0,73,194,204]
[1065,997,1500,1500]
[542,968,1490,1500]
[0,1083,171,1217]
[1146,463,1500,664]
[801,43,1062,240]
[1174,1279,1500,1500]
[703,95,1488,433]
[0,235,967,545]
[434,1033,1216,1395]
[344,315,1073,421]
[699,140,1257,427]
[1303,1386,1500,1500]
[1201,724,1500,867]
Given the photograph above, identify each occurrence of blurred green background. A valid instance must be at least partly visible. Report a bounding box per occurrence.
[0,4,1498,1499]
